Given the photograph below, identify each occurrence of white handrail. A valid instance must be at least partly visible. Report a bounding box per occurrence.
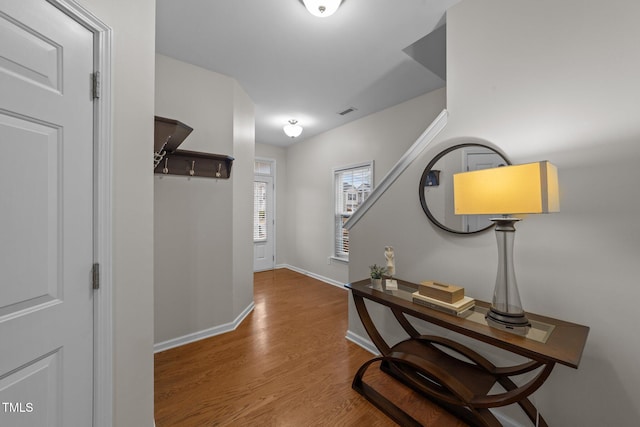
[343,109,448,231]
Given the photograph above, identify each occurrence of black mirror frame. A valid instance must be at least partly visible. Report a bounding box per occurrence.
[418,143,511,235]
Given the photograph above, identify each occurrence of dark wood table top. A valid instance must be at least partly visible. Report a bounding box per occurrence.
[346,278,589,369]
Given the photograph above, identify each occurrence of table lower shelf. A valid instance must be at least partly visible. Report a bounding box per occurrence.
[352,336,550,427]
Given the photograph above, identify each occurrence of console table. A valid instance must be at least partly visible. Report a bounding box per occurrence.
[346,278,589,427]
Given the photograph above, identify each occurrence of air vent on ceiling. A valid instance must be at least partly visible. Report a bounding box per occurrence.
[338,107,357,116]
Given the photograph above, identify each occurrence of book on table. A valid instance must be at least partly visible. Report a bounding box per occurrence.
[412,291,475,316]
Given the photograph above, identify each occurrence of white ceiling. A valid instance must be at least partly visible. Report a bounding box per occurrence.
[156,0,459,147]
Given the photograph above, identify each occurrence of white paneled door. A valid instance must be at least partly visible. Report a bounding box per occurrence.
[0,0,95,425]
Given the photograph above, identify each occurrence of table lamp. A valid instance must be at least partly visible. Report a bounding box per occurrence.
[453,161,559,329]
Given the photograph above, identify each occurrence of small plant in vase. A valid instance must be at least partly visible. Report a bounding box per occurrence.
[369,264,388,289]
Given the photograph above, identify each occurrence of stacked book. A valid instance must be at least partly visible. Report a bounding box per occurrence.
[412,281,475,317]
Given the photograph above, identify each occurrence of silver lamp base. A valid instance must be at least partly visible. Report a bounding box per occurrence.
[486,217,531,330]
[486,307,531,327]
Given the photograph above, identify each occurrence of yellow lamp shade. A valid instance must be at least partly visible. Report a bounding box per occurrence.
[453,161,559,215]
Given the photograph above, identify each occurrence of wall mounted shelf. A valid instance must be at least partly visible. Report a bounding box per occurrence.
[154,116,193,153]
[153,116,234,179]
[155,150,234,179]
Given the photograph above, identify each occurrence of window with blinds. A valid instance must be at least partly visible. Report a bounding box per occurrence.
[334,162,373,260]
[254,181,267,241]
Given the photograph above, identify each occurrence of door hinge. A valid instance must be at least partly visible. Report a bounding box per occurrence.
[92,71,100,99]
[92,263,100,290]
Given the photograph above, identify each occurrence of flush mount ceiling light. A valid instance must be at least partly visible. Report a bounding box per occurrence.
[302,0,342,18]
[283,119,303,138]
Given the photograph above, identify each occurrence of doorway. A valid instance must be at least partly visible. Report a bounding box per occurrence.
[0,0,95,422]
[0,1,113,425]
[253,159,275,271]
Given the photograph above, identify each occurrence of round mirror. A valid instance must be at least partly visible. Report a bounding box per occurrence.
[419,143,510,234]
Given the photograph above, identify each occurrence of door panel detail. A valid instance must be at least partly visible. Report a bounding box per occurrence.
[0,112,61,313]
[0,350,61,427]
[0,12,61,92]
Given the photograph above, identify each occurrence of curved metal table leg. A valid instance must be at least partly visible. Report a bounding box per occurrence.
[346,283,578,427]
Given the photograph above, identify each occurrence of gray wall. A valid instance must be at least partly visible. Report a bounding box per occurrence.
[76,0,156,425]
[284,88,447,284]
[154,55,254,345]
[232,82,256,315]
[348,0,640,425]
[69,0,640,424]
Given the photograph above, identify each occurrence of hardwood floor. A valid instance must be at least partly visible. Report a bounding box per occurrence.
[154,269,467,426]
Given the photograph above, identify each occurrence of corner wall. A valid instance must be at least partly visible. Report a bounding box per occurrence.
[154,55,254,347]
[348,0,640,425]
[232,82,255,315]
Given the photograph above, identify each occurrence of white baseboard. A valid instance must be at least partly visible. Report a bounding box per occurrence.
[345,329,379,355]
[276,264,346,290]
[153,302,255,353]
[492,413,526,427]
[156,265,341,354]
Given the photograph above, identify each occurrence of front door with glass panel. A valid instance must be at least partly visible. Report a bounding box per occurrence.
[253,160,275,271]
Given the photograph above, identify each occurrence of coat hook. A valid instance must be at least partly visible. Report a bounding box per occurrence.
[216,163,222,178]
[189,160,196,176]
[163,158,169,174]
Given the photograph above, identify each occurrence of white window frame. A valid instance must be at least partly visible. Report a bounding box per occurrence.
[253,180,269,242]
[333,161,374,262]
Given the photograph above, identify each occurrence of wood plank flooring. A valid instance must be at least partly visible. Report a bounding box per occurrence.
[154,269,467,426]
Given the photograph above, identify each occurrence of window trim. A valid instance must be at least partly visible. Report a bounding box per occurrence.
[253,158,277,269]
[333,161,374,262]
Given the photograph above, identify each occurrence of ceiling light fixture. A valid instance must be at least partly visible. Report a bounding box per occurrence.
[283,119,303,138]
[302,0,342,18]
